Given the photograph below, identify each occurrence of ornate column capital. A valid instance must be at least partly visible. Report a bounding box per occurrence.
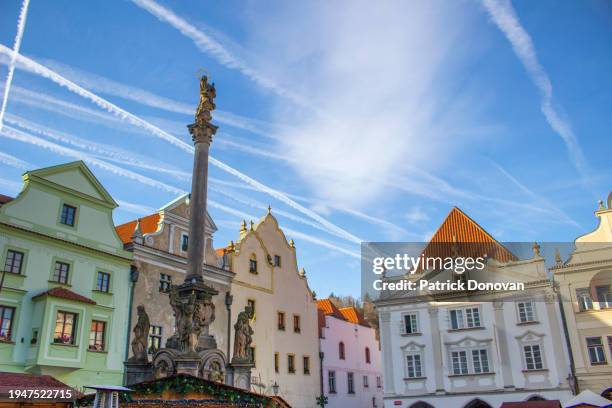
[428,307,439,317]
[188,122,218,145]
[493,300,504,310]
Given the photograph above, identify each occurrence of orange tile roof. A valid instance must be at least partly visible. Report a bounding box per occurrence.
[32,287,96,305]
[417,207,517,271]
[316,299,346,320]
[339,306,370,327]
[116,213,161,244]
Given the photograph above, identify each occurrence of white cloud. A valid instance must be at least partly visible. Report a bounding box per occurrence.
[244,1,478,207]
[404,207,429,224]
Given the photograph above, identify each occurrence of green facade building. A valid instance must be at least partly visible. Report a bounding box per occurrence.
[0,161,133,389]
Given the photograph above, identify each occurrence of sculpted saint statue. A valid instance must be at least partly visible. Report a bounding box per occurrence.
[233,305,254,362]
[130,304,150,362]
[195,75,216,125]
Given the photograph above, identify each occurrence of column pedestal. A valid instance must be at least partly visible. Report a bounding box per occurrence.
[230,361,254,391]
[124,361,153,385]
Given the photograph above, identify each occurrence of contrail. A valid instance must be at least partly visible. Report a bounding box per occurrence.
[130,0,307,108]
[207,201,360,259]
[0,46,360,243]
[480,0,588,176]
[1,126,185,195]
[0,150,31,169]
[36,57,284,139]
[0,0,31,132]
[2,127,362,258]
[7,114,191,181]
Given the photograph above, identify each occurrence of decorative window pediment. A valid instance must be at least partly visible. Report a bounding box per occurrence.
[401,341,425,352]
[515,330,545,343]
[445,336,492,348]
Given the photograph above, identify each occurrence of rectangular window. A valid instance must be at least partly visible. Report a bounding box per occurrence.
[363,375,369,388]
[54,311,78,344]
[249,257,258,273]
[596,285,611,308]
[88,320,106,351]
[277,312,285,331]
[517,301,536,323]
[376,376,382,388]
[96,271,110,292]
[406,353,422,378]
[148,325,162,354]
[451,351,468,375]
[472,349,490,373]
[450,309,464,329]
[403,313,418,334]
[274,352,279,373]
[159,273,172,292]
[247,299,256,318]
[274,255,281,267]
[587,337,607,365]
[465,307,481,328]
[4,250,24,274]
[181,234,189,252]
[0,306,16,341]
[524,344,544,370]
[294,314,301,333]
[52,261,70,284]
[328,371,336,393]
[608,337,612,358]
[303,356,310,375]
[576,288,594,311]
[60,204,77,226]
[450,307,481,329]
[347,372,355,394]
[288,354,295,373]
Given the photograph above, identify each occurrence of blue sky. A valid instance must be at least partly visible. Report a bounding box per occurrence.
[0,0,610,297]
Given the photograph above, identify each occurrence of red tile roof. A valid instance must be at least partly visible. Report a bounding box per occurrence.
[417,207,517,272]
[32,287,96,305]
[116,213,161,244]
[339,306,371,327]
[0,372,71,388]
[316,299,346,320]
[0,194,13,205]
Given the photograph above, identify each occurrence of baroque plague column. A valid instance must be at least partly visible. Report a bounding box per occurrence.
[125,76,253,388]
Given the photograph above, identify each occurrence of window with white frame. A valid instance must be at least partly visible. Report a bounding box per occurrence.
[523,344,544,370]
[586,337,606,365]
[449,307,481,330]
[363,375,369,388]
[328,370,336,393]
[376,376,382,388]
[403,313,419,334]
[472,349,490,373]
[576,288,593,311]
[451,350,468,375]
[406,353,423,378]
[517,301,536,323]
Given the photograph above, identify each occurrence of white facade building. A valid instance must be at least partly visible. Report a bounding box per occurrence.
[221,211,321,408]
[375,207,573,408]
[318,299,384,408]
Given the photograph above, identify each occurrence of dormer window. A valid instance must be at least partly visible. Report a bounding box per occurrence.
[60,204,77,226]
[181,233,189,252]
[249,254,258,274]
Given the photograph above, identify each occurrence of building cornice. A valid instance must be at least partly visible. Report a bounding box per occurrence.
[0,221,132,262]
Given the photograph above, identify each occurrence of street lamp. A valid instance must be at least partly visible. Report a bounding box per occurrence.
[272,381,279,396]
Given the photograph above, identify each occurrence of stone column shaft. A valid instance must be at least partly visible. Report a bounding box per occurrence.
[185,124,215,282]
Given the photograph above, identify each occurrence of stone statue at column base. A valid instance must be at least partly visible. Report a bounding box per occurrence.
[229,305,255,390]
[125,305,154,385]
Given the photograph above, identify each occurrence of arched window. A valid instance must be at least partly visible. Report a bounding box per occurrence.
[339,342,345,360]
[463,399,493,408]
[365,347,371,363]
[249,254,258,274]
[409,402,434,408]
